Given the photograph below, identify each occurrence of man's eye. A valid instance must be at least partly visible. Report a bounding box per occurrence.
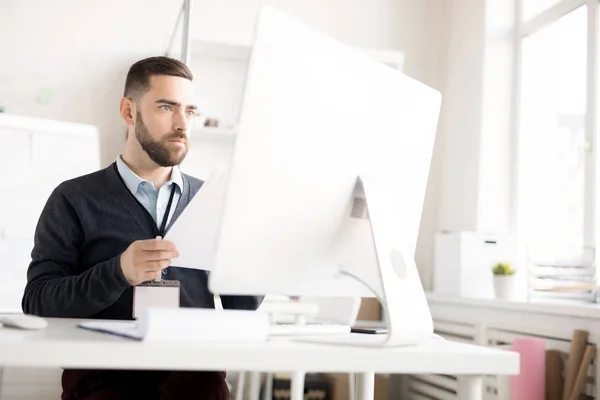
[187,110,197,116]
[160,105,171,111]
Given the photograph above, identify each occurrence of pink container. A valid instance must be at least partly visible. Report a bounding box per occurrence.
[511,337,546,400]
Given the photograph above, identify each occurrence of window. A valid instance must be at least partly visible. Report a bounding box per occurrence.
[522,0,569,21]
[519,6,588,248]
[515,0,598,299]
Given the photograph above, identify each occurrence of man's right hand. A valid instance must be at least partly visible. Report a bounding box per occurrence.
[119,239,179,286]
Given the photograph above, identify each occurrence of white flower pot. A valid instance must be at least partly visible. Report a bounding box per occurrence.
[493,275,516,300]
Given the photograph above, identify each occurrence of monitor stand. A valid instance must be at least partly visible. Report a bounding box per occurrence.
[297,175,434,347]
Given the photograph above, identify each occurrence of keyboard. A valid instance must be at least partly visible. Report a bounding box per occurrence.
[269,323,350,336]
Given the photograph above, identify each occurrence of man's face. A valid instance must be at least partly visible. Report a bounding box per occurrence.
[134,75,197,167]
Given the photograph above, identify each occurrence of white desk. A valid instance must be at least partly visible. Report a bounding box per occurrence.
[0,318,519,400]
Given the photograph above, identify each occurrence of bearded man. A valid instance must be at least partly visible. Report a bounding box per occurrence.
[22,56,262,400]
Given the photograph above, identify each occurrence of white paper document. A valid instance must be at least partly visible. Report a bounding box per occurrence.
[164,168,229,271]
[78,320,143,340]
[78,308,269,342]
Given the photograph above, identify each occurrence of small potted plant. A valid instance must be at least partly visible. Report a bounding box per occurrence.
[492,262,516,300]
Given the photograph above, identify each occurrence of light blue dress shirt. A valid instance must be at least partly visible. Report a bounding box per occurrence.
[116,155,183,232]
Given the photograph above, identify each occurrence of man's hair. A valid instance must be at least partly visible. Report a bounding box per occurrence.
[123,56,193,101]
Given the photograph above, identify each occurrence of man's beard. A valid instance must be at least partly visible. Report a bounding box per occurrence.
[135,111,188,167]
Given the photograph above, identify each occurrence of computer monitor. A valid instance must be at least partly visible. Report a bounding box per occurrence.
[171,6,442,346]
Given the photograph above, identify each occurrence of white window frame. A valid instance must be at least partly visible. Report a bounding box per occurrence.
[512,0,599,277]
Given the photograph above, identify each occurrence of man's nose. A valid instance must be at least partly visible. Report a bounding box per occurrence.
[174,111,189,132]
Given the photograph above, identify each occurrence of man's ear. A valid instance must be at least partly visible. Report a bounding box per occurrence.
[119,97,135,127]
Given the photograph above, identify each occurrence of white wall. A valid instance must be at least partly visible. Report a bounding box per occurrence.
[477,0,515,236]
[0,0,443,283]
[431,0,517,289]
[0,0,439,161]
[435,0,486,235]
[0,0,183,168]
[188,0,439,86]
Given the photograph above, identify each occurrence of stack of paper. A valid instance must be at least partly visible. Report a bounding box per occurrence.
[78,307,269,342]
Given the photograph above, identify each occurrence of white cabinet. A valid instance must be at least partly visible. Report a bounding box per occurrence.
[0,114,100,312]
[0,128,31,186]
[0,114,99,400]
[433,232,507,299]
[29,129,99,187]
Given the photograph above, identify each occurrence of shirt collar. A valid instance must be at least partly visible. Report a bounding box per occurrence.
[116,155,183,194]
[169,162,184,192]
